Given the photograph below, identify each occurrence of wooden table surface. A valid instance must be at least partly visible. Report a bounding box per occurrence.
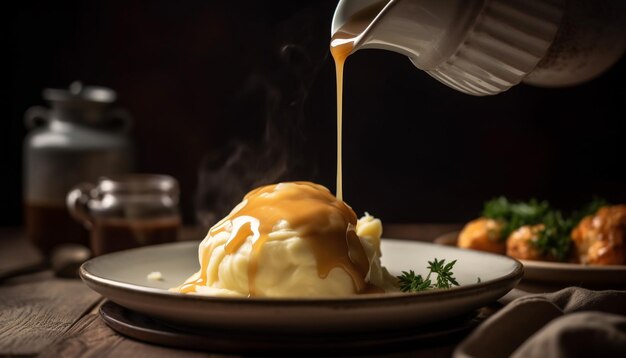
[0,224,494,358]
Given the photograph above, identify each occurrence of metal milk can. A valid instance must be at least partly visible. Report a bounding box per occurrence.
[23,81,134,255]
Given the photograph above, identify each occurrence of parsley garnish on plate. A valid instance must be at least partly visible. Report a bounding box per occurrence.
[535,210,573,261]
[535,197,609,261]
[482,196,550,240]
[482,196,608,261]
[398,258,459,293]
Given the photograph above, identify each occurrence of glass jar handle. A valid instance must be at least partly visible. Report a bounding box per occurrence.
[24,106,50,129]
[67,183,97,229]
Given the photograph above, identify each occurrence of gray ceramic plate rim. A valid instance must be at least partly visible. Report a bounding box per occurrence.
[80,239,522,306]
[80,239,524,332]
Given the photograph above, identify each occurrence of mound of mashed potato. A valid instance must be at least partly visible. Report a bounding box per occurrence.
[172,182,396,297]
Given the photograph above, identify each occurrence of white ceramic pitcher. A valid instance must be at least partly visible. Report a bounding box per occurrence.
[332,0,626,95]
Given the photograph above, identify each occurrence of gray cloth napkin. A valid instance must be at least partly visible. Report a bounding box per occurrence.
[454,287,626,358]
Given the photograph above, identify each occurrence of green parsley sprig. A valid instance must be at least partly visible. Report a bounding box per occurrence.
[398,258,459,293]
[481,196,608,261]
[535,197,609,261]
[482,196,550,240]
[535,210,573,261]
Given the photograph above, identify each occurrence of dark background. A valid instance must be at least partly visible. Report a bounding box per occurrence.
[4,0,626,227]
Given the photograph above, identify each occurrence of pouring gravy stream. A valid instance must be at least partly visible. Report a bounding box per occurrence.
[330,2,386,201]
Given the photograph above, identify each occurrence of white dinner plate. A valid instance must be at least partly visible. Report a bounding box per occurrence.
[435,231,626,286]
[80,239,522,333]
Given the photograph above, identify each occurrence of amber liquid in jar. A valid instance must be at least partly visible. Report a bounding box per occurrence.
[90,216,181,256]
[25,202,90,255]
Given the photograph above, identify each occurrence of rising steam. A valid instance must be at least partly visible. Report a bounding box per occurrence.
[195,43,322,228]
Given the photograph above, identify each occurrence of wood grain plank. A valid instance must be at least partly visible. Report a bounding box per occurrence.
[41,313,232,358]
[0,273,101,356]
[0,228,45,281]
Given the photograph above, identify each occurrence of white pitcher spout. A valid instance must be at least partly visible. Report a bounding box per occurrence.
[331,0,395,57]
